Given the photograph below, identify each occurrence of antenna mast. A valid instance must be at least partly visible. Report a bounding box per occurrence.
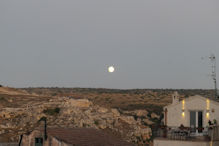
[209,54,218,99]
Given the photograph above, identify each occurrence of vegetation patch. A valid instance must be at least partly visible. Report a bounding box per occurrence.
[94,120,99,125]
[43,107,60,115]
[0,96,6,100]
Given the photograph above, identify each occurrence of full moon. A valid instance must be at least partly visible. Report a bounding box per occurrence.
[108,66,115,73]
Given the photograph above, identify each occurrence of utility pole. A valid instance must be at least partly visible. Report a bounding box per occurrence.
[209,54,218,99]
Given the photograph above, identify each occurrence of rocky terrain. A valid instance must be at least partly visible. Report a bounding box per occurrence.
[0,87,160,146]
[0,87,215,145]
[23,88,215,113]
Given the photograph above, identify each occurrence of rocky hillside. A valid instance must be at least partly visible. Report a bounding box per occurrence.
[23,88,215,113]
[0,87,159,146]
[0,87,215,145]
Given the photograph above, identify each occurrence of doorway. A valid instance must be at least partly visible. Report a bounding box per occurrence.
[190,111,203,133]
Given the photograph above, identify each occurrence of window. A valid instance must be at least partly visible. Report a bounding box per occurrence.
[35,137,43,146]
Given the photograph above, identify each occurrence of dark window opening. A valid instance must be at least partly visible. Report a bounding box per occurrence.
[190,111,196,132]
[198,111,203,133]
[35,137,43,146]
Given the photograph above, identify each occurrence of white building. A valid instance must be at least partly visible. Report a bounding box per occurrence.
[165,92,219,129]
[154,92,219,146]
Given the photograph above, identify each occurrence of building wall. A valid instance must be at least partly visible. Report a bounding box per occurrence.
[50,137,71,146]
[166,101,183,127]
[209,101,219,125]
[21,130,70,146]
[22,130,44,146]
[165,96,219,127]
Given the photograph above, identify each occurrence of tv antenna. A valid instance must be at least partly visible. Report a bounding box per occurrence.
[209,54,218,99]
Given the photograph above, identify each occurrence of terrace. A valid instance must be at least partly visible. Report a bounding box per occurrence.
[153,125,219,146]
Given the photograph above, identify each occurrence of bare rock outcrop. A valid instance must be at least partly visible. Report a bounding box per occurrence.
[0,97,152,145]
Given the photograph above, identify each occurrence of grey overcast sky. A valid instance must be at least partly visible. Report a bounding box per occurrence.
[0,0,219,89]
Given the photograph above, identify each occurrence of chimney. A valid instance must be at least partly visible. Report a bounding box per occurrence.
[172,91,179,104]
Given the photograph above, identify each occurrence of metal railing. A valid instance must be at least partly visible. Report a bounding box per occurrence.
[209,126,219,141]
[152,125,212,141]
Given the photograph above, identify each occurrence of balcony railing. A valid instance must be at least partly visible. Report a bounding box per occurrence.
[152,125,219,141]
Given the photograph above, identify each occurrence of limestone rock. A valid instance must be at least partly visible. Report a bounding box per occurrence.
[120,116,136,125]
[143,118,154,125]
[111,109,120,117]
[0,96,154,145]
[135,110,148,117]
[151,113,160,119]
[66,99,92,108]
[98,107,108,113]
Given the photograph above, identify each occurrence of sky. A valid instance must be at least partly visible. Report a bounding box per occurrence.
[0,0,219,89]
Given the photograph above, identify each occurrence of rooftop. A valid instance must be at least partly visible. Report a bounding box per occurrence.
[40,127,133,146]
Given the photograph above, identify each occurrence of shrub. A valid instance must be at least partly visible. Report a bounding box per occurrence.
[43,107,60,115]
[51,93,57,96]
[0,97,6,101]
[94,120,99,125]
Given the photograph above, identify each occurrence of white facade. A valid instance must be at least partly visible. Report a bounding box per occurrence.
[164,95,219,128]
[153,94,219,146]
